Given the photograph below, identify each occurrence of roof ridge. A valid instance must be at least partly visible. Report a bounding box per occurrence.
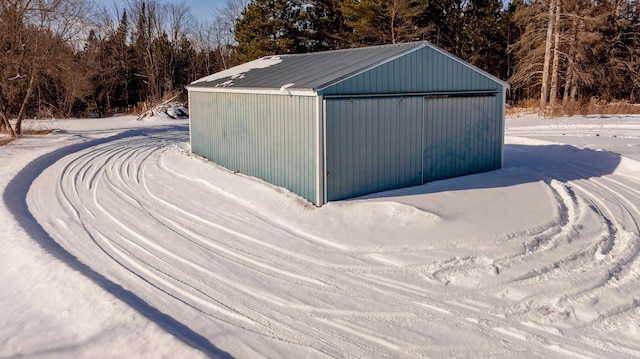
[274,41,428,59]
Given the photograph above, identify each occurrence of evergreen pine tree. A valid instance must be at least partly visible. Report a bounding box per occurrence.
[130,2,156,102]
[233,0,308,63]
[306,0,352,50]
[463,0,505,77]
[111,10,131,109]
[421,0,467,56]
[340,0,426,46]
[172,35,197,94]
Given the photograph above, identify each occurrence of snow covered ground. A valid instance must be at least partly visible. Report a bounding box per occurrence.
[1,113,639,358]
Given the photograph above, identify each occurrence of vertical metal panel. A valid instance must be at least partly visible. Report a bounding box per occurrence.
[318,46,500,96]
[189,91,318,203]
[316,96,325,206]
[325,97,422,201]
[422,95,502,183]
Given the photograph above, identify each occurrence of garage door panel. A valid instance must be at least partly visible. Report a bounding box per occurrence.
[325,95,501,202]
[423,96,501,183]
[325,98,422,201]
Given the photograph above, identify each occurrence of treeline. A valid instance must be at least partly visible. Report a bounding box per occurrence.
[1,0,639,135]
[234,0,640,109]
[0,0,231,135]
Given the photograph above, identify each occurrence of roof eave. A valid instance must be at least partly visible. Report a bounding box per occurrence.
[185,85,317,97]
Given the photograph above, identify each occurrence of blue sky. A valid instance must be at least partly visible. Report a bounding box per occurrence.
[172,0,225,20]
[100,0,514,23]
[101,0,226,21]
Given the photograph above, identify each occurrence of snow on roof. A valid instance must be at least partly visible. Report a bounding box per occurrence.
[191,56,283,85]
[187,42,427,92]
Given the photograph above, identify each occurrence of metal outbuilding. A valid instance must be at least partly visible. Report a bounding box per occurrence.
[186,41,510,206]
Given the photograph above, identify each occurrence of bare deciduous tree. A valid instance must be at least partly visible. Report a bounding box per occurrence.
[0,0,93,135]
[540,0,556,111]
[548,0,562,107]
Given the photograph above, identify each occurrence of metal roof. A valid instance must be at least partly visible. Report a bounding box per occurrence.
[187,41,509,93]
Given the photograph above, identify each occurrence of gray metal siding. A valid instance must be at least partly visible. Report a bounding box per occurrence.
[423,95,503,182]
[189,91,318,202]
[325,97,423,201]
[318,46,501,96]
[324,94,503,201]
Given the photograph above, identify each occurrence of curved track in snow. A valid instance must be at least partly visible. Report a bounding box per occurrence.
[26,121,640,358]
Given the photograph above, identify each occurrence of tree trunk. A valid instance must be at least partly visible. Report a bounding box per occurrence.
[563,2,580,104]
[570,69,578,101]
[0,111,17,139]
[615,0,624,18]
[541,0,556,111]
[563,66,573,104]
[549,0,562,107]
[15,72,36,136]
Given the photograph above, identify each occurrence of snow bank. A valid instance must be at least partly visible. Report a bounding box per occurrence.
[137,102,189,121]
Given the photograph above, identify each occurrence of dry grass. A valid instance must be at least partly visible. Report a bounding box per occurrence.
[0,120,54,146]
[22,128,54,136]
[590,100,640,115]
[509,98,640,117]
[0,136,12,146]
[506,98,540,116]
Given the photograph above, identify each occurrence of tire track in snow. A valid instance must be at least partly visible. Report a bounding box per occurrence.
[356,141,640,356]
[52,138,340,354]
[26,136,470,354]
[13,128,232,358]
[25,126,640,358]
[140,148,510,356]
[34,135,412,357]
[492,136,640,354]
[550,175,640,347]
[62,140,317,345]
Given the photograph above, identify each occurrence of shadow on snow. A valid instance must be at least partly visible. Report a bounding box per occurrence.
[359,143,622,199]
[3,125,233,359]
